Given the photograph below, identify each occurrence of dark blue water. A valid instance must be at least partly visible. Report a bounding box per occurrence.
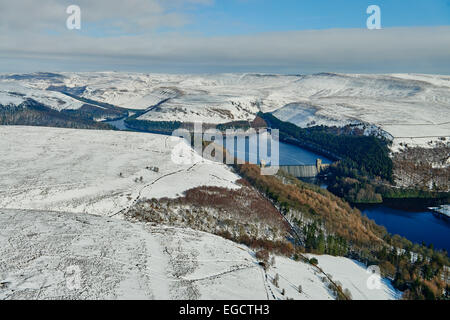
[358,201,450,253]
[105,118,449,252]
[277,141,333,165]
[216,134,333,166]
[223,134,450,253]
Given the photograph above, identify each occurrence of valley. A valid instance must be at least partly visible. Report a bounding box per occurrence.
[0,71,449,300]
[0,125,401,300]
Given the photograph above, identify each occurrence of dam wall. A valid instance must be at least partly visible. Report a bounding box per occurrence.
[279,165,319,178]
[278,159,330,178]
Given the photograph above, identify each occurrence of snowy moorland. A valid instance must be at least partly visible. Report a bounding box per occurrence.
[305,255,401,300]
[0,76,84,111]
[0,125,402,300]
[0,209,399,300]
[0,126,240,217]
[1,72,449,149]
[2,70,437,300]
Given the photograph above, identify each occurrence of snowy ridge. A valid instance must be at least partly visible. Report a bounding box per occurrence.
[0,209,400,300]
[0,80,84,111]
[1,72,448,149]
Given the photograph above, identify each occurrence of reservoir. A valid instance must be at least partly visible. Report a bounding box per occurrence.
[218,132,450,253]
[357,200,450,253]
[106,118,449,253]
[215,133,333,166]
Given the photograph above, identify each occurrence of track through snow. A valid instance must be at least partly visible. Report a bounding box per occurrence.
[0,126,240,217]
[0,125,402,300]
[0,209,259,300]
[1,209,399,300]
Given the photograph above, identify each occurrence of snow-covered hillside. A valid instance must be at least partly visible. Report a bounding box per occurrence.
[1,72,449,149]
[1,71,444,300]
[306,255,401,300]
[270,73,450,149]
[0,209,400,300]
[0,124,403,300]
[0,126,240,217]
[0,80,84,111]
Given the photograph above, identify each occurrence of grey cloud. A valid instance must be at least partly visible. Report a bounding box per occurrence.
[0,0,448,74]
[0,0,212,33]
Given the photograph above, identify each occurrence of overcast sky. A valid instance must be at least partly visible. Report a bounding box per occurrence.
[0,0,449,74]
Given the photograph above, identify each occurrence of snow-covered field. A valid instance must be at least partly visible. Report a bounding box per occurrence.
[306,255,401,300]
[0,126,240,217]
[0,209,399,300]
[0,124,403,300]
[2,72,448,149]
[0,79,84,111]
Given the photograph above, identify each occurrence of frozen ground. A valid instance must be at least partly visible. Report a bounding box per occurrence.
[0,126,240,217]
[0,72,437,300]
[0,209,399,300]
[1,72,448,149]
[0,125,402,300]
[306,255,402,300]
[270,73,450,150]
[0,79,84,111]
